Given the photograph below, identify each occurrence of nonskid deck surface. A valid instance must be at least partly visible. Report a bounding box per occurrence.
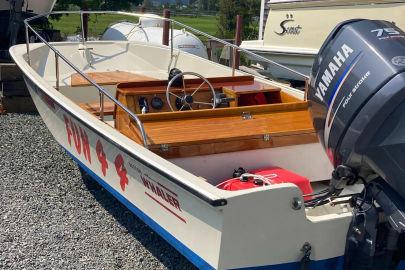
[37,42,171,86]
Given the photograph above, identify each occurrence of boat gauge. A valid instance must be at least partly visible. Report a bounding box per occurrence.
[151,96,164,110]
[138,97,149,113]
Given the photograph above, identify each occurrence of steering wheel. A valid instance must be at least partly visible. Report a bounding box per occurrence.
[166,71,217,111]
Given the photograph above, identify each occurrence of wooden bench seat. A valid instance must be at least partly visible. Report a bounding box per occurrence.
[79,101,115,116]
[71,71,155,87]
[118,103,318,158]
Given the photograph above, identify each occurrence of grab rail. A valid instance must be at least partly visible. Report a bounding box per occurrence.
[24,12,149,147]
[24,10,309,149]
[169,19,309,80]
[25,10,309,79]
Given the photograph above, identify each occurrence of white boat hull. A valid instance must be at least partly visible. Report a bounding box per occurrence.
[12,41,353,269]
[242,0,405,81]
[242,46,315,81]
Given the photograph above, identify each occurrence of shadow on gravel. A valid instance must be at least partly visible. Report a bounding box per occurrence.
[80,167,197,270]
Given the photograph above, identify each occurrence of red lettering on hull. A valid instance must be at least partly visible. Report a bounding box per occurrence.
[145,192,186,223]
[115,154,128,191]
[96,140,108,176]
[63,115,91,164]
[71,121,81,154]
[80,127,91,164]
[64,115,72,146]
[141,175,182,212]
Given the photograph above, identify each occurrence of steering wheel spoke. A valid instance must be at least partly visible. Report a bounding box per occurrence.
[169,92,182,99]
[191,81,206,96]
[166,72,216,112]
[194,101,213,106]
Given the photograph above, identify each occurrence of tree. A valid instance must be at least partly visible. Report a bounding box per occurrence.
[54,0,143,11]
[176,0,182,8]
[197,0,218,11]
[143,0,153,9]
[217,0,260,39]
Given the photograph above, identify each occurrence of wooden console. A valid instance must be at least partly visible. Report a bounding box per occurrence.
[76,73,315,159]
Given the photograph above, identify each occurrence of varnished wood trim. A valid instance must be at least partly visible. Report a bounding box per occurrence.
[117,75,254,89]
[280,91,302,103]
[137,102,308,122]
[150,132,318,159]
[71,71,154,87]
[79,101,115,116]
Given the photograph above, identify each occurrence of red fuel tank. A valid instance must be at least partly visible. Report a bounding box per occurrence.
[217,167,313,200]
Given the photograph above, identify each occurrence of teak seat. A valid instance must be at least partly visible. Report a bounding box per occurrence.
[71,71,155,87]
[117,103,317,158]
[79,101,115,116]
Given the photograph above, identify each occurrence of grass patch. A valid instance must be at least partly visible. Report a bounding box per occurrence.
[49,14,218,38]
[173,15,218,37]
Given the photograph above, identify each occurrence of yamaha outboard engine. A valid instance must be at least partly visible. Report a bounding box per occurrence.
[308,19,405,269]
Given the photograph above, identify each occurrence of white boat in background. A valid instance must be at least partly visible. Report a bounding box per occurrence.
[0,0,56,14]
[0,0,57,61]
[241,0,405,82]
[101,14,209,59]
[10,11,405,270]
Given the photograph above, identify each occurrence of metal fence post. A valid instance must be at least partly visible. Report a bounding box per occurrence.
[55,53,60,90]
[80,11,85,45]
[162,9,170,46]
[170,21,174,58]
[25,25,31,65]
[99,92,104,121]
[232,15,243,76]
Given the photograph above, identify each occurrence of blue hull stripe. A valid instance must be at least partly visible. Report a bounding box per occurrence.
[64,147,405,270]
[232,256,343,270]
[63,147,215,270]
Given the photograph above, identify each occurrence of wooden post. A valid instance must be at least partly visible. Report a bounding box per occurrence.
[162,9,170,46]
[304,78,309,101]
[82,1,88,41]
[259,0,266,40]
[233,15,243,74]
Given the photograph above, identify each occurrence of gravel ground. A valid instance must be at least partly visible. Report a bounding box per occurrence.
[0,113,196,270]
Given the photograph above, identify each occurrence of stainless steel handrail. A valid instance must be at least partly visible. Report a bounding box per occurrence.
[24,10,309,79]
[169,20,309,80]
[23,10,310,148]
[24,12,149,147]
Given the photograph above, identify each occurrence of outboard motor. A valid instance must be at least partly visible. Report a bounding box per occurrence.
[308,19,405,270]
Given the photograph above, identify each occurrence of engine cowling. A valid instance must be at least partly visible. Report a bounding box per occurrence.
[308,19,405,199]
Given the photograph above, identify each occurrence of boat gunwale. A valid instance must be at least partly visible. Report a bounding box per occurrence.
[9,43,229,208]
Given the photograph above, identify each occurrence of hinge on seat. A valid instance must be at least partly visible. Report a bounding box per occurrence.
[263,134,271,141]
[160,144,169,152]
[242,111,252,120]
